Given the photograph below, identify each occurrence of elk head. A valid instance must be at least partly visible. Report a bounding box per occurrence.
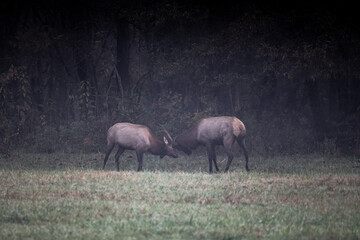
[161,136,178,158]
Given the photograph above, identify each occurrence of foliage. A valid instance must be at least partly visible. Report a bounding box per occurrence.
[23,120,109,154]
[0,1,359,155]
[0,65,31,152]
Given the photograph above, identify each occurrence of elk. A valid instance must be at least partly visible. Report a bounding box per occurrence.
[164,116,249,173]
[103,123,178,171]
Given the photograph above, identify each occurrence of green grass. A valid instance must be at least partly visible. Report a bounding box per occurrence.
[0,151,359,239]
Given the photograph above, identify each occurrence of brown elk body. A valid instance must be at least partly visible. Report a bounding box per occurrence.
[103,123,178,171]
[171,116,249,173]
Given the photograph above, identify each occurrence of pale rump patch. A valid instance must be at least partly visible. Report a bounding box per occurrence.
[232,118,246,137]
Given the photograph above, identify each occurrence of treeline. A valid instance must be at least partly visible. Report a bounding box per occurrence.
[0,1,359,155]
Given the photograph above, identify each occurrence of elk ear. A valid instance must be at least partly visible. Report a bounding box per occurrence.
[163,136,168,145]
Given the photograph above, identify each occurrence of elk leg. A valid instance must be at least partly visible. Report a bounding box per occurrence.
[136,151,144,172]
[224,149,234,172]
[206,144,215,173]
[103,143,115,170]
[212,146,220,172]
[224,136,235,172]
[237,138,249,172]
[114,147,125,171]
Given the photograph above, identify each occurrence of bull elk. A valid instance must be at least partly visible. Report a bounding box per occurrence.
[103,123,178,171]
[164,116,249,173]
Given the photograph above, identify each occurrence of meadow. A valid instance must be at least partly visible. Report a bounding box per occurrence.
[0,151,359,239]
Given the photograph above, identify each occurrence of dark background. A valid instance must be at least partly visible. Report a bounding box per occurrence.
[1,0,359,156]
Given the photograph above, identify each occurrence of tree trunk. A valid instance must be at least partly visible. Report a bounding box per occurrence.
[306,79,326,141]
[116,18,130,91]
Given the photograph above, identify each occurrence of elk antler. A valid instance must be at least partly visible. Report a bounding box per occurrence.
[161,124,174,142]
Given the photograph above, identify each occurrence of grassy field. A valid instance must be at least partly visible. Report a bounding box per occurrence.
[0,151,359,239]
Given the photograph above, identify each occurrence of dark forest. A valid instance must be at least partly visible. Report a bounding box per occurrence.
[1,0,359,156]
